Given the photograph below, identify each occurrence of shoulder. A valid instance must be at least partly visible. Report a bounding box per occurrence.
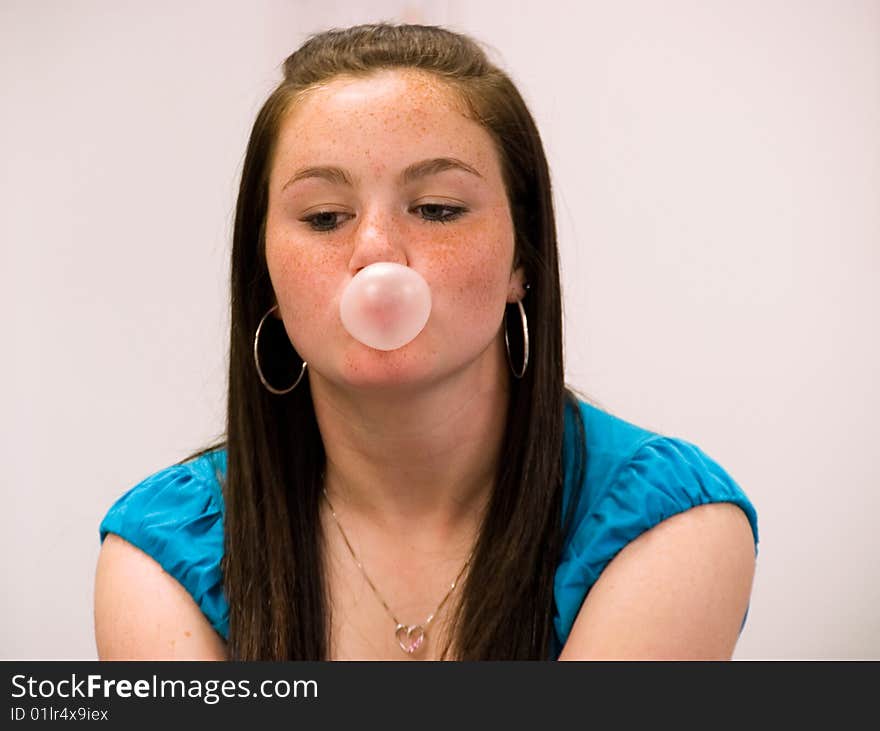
[97,448,229,641]
[558,499,756,659]
[99,448,227,536]
[556,397,760,650]
[95,533,227,659]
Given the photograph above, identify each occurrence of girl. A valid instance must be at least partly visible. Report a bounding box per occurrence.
[95,23,758,661]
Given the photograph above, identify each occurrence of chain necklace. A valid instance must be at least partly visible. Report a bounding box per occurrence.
[321,484,475,656]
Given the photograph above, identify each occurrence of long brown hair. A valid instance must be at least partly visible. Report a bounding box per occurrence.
[195,22,588,660]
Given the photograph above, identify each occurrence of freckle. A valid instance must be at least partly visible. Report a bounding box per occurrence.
[184,630,192,638]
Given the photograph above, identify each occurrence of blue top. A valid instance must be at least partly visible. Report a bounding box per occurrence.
[99,397,759,658]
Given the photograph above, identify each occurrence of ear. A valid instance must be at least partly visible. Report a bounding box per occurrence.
[507,265,529,303]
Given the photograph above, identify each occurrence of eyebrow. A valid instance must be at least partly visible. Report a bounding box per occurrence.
[281,157,483,192]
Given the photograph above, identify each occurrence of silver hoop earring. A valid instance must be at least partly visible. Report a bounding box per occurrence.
[504,298,529,379]
[253,304,308,395]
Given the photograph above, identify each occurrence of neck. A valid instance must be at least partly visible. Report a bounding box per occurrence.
[308,336,510,540]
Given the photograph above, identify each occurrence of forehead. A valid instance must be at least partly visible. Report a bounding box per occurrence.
[301,68,466,112]
[272,69,502,181]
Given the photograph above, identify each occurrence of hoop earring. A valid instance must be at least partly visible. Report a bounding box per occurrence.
[504,298,529,379]
[253,304,308,395]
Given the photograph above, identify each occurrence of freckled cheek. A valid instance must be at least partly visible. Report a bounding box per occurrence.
[266,235,344,326]
[429,220,513,328]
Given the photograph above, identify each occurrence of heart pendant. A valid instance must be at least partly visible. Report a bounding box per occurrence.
[395,623,426,654]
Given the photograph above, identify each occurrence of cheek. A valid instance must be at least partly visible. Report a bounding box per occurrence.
[265,228,343,329]
[430,207,514,331]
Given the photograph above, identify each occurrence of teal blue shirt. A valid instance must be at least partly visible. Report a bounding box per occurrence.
[99,397,759,658]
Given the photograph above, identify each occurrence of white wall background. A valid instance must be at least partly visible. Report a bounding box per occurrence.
[2,0,877,660]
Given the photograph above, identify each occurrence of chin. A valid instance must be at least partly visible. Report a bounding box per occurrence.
[335,346,440,391]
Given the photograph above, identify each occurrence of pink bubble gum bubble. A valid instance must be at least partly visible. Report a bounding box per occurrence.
[339,262,432,351]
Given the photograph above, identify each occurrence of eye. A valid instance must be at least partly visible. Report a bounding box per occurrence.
[300,210,352,233]
[413,203,467,224]
[299,204,467,233]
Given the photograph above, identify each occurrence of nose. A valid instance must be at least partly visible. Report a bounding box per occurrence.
[347,203,408,274]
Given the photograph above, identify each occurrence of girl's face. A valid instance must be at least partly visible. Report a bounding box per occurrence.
[265,69,526,391]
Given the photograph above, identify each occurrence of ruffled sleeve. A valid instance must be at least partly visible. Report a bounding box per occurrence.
[98,456,228,640]
[554,435,759,647]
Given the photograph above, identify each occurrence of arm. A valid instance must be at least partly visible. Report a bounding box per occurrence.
[94,534,228,660]
[558,502,756,660]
